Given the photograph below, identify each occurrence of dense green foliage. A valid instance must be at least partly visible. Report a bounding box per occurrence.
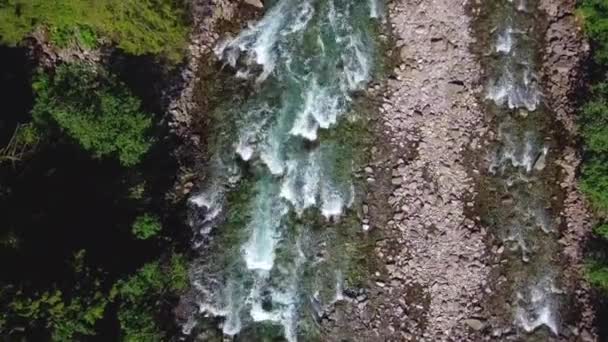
[0,43,189,339]
[0,251,108,340]
[2,289,108,341]
[587,261,608,290]
[0,252,188,340]
[0,0,189,61]
[132,213,163,240]
[32,62,153,166]
[114,254,188,341]
[579,0,608,65]
[579,0,608,299]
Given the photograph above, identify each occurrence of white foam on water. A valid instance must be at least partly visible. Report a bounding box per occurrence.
[221,281,246,336]
[189,0,377,339]
[515,277,560,335]
[214,1,289,83]
[321,186,345,220]
[237,139,255,161]
[280,155,321,215]
[260,127,286,176]
[190,183,225,239]
[242,185,287,271]
[369,0,380,18]
[496,27,513,54]
[289,80,342,141]
[281,2,314,36]
[486,56,540,112]
[342,34,372,91]
[334,271,345,302]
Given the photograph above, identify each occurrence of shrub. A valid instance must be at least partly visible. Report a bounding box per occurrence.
[113,254,189,341]
[131,214,162,240]
[587,261,608,291]
[2,288,109,341]
[32,63,153,167]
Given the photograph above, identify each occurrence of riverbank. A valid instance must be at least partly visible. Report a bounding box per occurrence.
[541,0,597,339]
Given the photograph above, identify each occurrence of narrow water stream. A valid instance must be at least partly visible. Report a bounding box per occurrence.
[478,0,566,339]
[186,0,382,340]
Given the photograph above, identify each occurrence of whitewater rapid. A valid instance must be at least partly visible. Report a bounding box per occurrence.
[186,0,380,340]
[483,0,564,337]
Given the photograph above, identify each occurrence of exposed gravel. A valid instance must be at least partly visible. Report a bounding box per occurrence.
[322,0,491,340]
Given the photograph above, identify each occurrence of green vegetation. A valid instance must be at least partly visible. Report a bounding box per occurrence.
[0,1,193,340]
[579,0,608,298]
[0,0,189,61]
[0,123,40,164]
[32,62,153,167]
[132,214,163,240]
[587,261,608,290]
[114,253,188,341]
[0,251,188,340]
[579,0,608,65]
[0,251,108,340]
[2,289,108,341]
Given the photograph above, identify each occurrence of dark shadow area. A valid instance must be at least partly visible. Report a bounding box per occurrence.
[108,51,177,115]
[0,46,35,146]
[0,142,155,286]
[0,44,191,340]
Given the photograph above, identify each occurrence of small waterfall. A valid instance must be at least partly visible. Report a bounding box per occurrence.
[482,0,564,337]
[187,0,380,340]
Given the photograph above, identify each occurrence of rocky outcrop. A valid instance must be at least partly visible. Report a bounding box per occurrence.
[26,29,104,68]
[540,0,597,339]
[166,0,240,141]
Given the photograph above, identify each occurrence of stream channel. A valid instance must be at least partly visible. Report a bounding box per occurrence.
[183,0,573,340]
[185,0,383,340]
[475,0,571,340]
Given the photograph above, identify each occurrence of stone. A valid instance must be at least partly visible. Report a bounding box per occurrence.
[244,0,264,8]
[463,318,485,331]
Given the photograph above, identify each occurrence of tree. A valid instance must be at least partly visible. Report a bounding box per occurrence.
[131,214,162,240]
[31,62,153,167]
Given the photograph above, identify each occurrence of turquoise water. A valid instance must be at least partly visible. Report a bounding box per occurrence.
[187,0,382,340]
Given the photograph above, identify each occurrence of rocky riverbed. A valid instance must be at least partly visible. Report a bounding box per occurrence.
[171,0,598,340]
[322,0,489,340]
[322,0,597,341]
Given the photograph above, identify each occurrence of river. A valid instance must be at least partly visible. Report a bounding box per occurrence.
[477,0,568,339]
[182,0,579,340]
[185,0,382,340]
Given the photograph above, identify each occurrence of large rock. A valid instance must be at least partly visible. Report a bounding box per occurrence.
[244,0,263,8]
[463,318,485,331]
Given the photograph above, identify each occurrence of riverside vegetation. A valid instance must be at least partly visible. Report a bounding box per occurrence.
[0,0,192,340]
[579,0,608,330]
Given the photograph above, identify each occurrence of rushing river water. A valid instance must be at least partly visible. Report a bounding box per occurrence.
[185,0,381,340]
[479,0,566,339]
